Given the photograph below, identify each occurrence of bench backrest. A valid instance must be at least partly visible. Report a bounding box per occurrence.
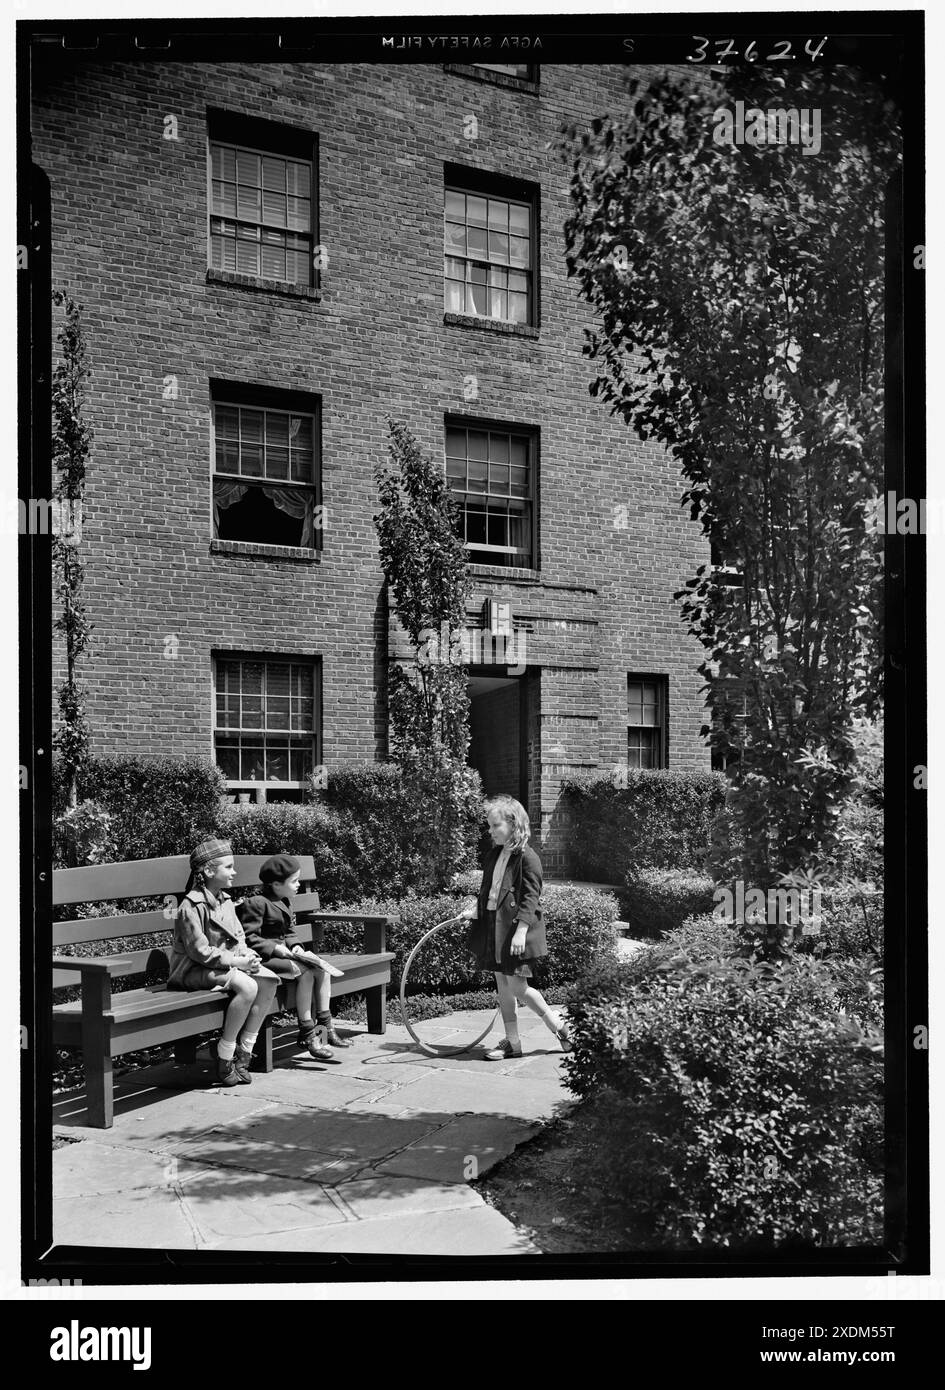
[53,854,320,951]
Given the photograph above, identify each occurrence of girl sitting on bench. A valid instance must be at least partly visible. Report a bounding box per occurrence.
[168,838,280,1087]
[237,854,350,1061]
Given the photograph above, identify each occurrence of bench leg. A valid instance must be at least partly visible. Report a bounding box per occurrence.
[80,973,113,1129]
[252,1017,274,1073]
[366,983,387,1035]
[174,1037,198,1065]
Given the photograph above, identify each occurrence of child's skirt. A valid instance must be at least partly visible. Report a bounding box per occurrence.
[479,907,533,978]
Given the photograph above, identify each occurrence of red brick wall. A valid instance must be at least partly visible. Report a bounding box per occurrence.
[33,58,711,857]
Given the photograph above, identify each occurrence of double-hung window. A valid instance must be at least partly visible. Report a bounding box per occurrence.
[446,420,536,568]
[211,385,319,549]
[214,655,318,801]
[444,174,536,325]
[627,677,667,768]
[208,110,317,290]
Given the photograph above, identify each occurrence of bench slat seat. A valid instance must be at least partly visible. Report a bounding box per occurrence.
[52,854,396,1128]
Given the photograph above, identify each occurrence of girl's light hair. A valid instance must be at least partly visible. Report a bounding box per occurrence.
[484,794,530,850]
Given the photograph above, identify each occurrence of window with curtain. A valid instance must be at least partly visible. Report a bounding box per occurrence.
[627,677,667,769]
[444,183,535,324]
[445,421,535,567]
[209,140,314,286]
[212,399,318,547]
[214,656,318,796]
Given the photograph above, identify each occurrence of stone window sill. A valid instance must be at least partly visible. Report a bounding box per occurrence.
[206,268,321,302]
[468,563,541,583]
[211,538,320,563]
[443,312,539,339]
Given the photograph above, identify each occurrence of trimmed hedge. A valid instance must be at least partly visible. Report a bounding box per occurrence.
[324,883,620,994]
[53,755,226,864]
[622,868,717,939]
[562,919,884,1249]
[559,769,726,881]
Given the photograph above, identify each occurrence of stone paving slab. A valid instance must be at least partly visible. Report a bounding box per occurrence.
[54,1141,213,1198]
[381,1066,571,1122]
[206,1203,539,1255]
[371,1114,539,1184]
[178,1170,349,1244]
[56,1088,278,1150]
[55,1184,202,1249]
[331,1174,482,1221]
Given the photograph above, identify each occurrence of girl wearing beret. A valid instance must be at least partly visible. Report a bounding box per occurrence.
[237,854,350,1062]
[453,796,573,1061]
[168,839,281,1086]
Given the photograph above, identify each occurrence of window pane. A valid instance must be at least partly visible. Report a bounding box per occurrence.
[241,445,263,477]
[214,146,236,181]
[490,288,507,319]
[468,431,488,461]
[215,738,240,779]
[510,236,530,267]
[267,696,291,730]
[267,447,289,480]
[509,271,529,294]
[444,255,466,280]
[287,196,309,231]
[266,414,290,448]
[508,292,528,323]
[445,222,466,255]
[286,162,310,196]
[236,241,259,274]
[508,506,529,552]
[467,280,488,315]
[487,199,509,230]
[262,190,286,226]
[260,244,286,279]
[266,745,290,780]
[445,279,464,313]
[261,156,285,190]
[241,411,263,442]
[241,744,266,780]
[467,195,488,226]
[237,185,261,220]
[291,741,314,781]
[466,504,487,543]
[467,225,487,256]
[216,439,240,472]
[490,463,509,490]
[445,190,465,220]
[487,510,507,546]
[510,437,528,467]
[510,466,529,496]
[489,232,509,263]
[509,203,530,234]
[468,460,488,491]
[446,428,466,459]
[489,434,509,463]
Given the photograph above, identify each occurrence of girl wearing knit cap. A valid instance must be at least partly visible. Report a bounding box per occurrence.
[168,839,280,1086]
[238,854,350,1061]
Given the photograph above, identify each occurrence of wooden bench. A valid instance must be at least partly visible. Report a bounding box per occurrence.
[53,854,396,1129]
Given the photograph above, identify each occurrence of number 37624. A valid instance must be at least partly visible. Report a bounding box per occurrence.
[687,37,828,64]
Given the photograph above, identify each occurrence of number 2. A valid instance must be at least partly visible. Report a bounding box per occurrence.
[766,40,792,61]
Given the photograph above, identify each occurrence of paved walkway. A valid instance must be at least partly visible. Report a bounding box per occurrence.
[53,1007,576,1255]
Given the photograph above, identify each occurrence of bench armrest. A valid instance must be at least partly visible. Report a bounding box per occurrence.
[304,911,400,955]
[52,956,114,976]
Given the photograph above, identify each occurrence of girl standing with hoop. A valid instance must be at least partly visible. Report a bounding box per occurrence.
[455,795,573,1061]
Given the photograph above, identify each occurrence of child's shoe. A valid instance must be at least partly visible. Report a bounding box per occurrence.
[297,1023,335,1062]
[323,1026,352,1049]
[484,1037,523,1062]
[215,1055,240,1086]
[555,1019,574,1053]
[233,1046,254,1083]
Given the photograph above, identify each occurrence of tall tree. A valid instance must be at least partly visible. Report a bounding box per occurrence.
[559,68,899,950]
[51,291,93,809]
[374,419,479,882]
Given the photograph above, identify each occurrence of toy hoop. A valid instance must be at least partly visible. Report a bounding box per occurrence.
[399,917,499,1057]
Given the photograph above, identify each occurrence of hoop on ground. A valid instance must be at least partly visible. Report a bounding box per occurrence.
[399,918,499,1057]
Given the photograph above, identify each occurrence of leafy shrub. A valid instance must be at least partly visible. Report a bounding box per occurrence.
[315,759,482,899]
[53,754,226,863]
[559,769,726,880]
[220,801,358,905]
[326,883,620,994]
[53,799,120,869]
[622,868,717,938]
[562,937,884,1249]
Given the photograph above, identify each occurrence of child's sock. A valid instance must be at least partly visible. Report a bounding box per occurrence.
[217,1038,236,1061]
[238,1031,258,1052]
[505,1019,521,1047]
[298,1014,314,1031]
[316,1009,332,1030]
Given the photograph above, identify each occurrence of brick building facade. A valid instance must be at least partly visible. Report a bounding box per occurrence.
[32,57,710,872]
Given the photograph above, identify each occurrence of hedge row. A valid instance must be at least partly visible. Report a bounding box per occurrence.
[559,769,726,880]
[561,915,884,1249]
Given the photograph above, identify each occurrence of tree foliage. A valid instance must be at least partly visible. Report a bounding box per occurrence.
[51,291,94,807]
[558,67,898,930]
